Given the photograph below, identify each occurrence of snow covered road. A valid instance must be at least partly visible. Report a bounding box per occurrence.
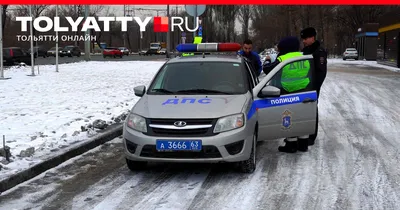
[0,63,399,210]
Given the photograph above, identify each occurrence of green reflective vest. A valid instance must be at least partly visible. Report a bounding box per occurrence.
[277,52,311,93]
[182,53,194,56]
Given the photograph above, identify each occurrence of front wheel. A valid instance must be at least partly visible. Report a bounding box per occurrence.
[126,158,147,171]
[238,131,257,173]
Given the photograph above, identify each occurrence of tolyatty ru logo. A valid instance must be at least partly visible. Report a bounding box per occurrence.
[15,16,198,42]
[153,17,169,32]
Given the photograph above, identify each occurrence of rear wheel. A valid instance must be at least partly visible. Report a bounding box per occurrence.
[238,131,257,173]
[126,158,147,171]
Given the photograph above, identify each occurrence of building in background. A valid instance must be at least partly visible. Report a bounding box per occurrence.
[355,23,379,61]
[377,10,400,68]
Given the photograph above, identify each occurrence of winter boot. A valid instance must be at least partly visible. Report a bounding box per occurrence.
[297,136,309,152]
[278,137,297,153]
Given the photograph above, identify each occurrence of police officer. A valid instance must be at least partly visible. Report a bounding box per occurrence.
[239,39,262,77]
[300,27,327,99]
[300,27,327,146]
[263,36,311,153]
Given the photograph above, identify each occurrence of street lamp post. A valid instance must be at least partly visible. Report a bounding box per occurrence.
[29,5,35,76]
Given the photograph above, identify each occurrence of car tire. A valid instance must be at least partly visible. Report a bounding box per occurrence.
[238,131,257,173]
[126,158,147,171]
[120,55,123,58]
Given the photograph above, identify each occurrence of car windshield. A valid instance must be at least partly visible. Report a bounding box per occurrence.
[150,44,160,47]
[148,62,248,95]
[346,48,357,51]
[64,46,74,50]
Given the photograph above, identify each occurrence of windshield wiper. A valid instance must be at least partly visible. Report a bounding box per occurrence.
[151,88,176,94]
[176,89,232,94]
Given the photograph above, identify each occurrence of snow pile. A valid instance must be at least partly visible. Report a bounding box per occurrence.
[327,59,400,73]
[0,61,163,180]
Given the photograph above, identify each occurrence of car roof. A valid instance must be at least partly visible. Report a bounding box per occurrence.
[166,55,242,64]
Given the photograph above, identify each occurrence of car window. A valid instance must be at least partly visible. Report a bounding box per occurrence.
[244,62,256,90]
[3,49,10,56]
[148,62,248,95]
[268,58,315,95]
[13,49,24,56]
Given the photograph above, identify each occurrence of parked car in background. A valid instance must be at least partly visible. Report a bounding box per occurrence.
[118,47,130,56]
[28,46,48,58]
[343,48,358,60]
[60,46,81,57]
[3,47,32,66]
[158,48,166,55]
[47,47,63,57]
[103,47,123,58]
[139,49,154,56]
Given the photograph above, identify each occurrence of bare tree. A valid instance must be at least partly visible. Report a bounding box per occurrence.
[238,5,251,41]
[2,5,8,38]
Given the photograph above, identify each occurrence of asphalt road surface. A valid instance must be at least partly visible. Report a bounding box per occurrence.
[33,54,169,65]
[1,63,400,210]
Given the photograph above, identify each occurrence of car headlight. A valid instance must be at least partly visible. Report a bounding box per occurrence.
[126,113,147,132]
[214,113,245,133]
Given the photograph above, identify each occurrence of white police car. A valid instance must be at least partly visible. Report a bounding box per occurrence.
[123,43,318,173]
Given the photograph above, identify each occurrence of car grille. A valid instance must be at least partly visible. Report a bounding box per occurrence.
[140,145,222,159]
[145,118,218,137]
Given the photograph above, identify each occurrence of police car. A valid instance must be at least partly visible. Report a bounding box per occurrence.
[123,43,318,173]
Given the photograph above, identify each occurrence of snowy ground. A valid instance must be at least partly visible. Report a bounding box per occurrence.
[0,58,398,185]
[0,62,399,209]
[327,58,400,73]
[0,61,163,181]
[0,59,399,209]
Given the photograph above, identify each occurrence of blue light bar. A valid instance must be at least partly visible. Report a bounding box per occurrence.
[176,44,197,52]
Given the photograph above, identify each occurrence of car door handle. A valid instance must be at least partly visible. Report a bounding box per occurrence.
[302,98,316,103]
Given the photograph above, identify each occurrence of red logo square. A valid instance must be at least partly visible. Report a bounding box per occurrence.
[153,17,169,33]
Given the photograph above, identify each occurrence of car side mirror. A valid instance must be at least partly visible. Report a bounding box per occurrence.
[134,85,146,97]
[258,85,281,98]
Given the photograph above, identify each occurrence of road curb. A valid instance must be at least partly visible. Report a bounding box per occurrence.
[0,124,123,194]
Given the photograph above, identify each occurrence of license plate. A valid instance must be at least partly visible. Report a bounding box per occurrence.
[156,140,202,151]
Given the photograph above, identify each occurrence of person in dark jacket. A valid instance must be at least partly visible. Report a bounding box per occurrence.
[239,39,262,77]
[301,27,327,99]
[301,27,327,146]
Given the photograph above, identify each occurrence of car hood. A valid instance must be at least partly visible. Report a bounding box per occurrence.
[133,94,248,119]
